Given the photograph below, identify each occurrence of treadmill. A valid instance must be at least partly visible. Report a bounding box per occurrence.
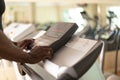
[18,22,103,80]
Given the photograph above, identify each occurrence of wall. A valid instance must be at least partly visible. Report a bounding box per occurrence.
[4,2,33,25]
[5,0,120,4]
[3,1,120,27]
[35,4,58,23]
[4,2,64,25]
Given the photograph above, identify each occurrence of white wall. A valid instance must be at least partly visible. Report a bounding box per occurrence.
[5,0,120,4]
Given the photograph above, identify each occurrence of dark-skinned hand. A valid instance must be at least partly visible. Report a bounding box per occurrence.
[29,46,53,63]
[16,39,35,50]
[16,39,53,63]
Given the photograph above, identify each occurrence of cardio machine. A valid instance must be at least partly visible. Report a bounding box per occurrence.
[17,22,103,80]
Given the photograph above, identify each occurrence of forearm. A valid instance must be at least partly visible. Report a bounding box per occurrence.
[0,30,32,63]
[0,44,32,63]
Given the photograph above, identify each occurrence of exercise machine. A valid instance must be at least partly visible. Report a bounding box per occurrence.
[17,22,104,80]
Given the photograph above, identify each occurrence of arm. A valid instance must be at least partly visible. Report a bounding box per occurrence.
[0,30,52,64]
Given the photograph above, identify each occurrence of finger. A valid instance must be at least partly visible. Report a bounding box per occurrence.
[18,40,34,48]
[31,46,43,52]
[18,41,26,47]
[31,39,35,42]
[19,43,28,48]
[30,46,52,58]
[26,39,35,44]
[42,49,53,59]
[20,45,27,49]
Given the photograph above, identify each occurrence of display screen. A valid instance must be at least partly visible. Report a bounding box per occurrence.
[46,23,74,38]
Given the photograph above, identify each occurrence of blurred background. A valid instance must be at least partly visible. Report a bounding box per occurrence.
[2,0,120,80]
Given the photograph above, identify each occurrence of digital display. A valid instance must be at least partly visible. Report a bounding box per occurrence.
[46,23,74,38]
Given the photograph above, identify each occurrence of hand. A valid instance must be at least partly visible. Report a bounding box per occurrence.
[17,39,35,50]
[28,46,53,64]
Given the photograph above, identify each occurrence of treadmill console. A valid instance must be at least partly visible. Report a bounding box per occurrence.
[34,22,78,53]
[19,22,103,80]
